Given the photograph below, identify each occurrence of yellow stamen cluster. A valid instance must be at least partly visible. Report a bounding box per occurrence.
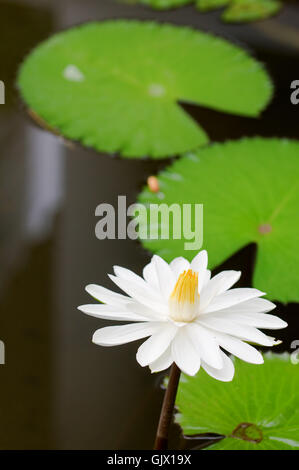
[171,270,198,304]
[169,269,200,323]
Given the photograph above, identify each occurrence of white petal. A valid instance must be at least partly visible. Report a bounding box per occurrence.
[149,346,173,373]
[203,270,211,287]
[191,250,208,272]
[78,304,148,322]
[200,270,241,310]
[207,312,287,330]
[143,260,160,290]
[153,255,176,299]
[108,274,166,313]
[125,300,168,321]
[211,270,241,293]
[171,327,201,376]
[199,317,277,346]
[113,266,146,286]
[213,331,264,364]
[204,288,265,313]
[170,257,190,278]
[190,250,208,293]
[92,322,163,346]
[201,352,235,382]
[86,284,129,306]
[202,297,276,315]
[136,323,178,366]
[185,323,223,370]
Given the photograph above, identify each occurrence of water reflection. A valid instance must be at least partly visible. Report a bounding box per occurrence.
[25,127,64,240]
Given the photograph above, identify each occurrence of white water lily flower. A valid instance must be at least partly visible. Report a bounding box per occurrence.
[78,251,287,381]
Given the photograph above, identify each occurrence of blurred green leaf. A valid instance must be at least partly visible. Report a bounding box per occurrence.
[176,353,299,450]
[136,0,283,22]
[222,0,282,23]
[18,21,272,159]
[138,138,299,302]
[140,0,192,9]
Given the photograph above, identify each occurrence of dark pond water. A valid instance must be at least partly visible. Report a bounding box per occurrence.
[0,0,298,450]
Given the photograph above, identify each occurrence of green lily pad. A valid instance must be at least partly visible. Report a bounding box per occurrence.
[136,0,282,22]
[222,0,282,23]
[176,353,299,450]
[138,138,299,302]
[18,20,272,159]
[140,0,192,9]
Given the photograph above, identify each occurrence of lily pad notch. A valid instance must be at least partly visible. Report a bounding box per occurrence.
[18,20,272,159]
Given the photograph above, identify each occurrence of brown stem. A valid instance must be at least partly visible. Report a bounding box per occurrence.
[154,363,181,450]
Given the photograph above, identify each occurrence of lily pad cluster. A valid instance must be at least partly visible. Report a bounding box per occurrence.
[175,353,299,450]
[17,16,297,452]
[138,138,299,304]
[137,0,282,22]
[18,20,272,159]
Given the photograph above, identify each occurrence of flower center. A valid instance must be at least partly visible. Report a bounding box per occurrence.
[169,269,200,323]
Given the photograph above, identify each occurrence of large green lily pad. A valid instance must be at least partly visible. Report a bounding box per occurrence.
[138,138,299,302]
[18,21,272,159]
[176,353,299,450]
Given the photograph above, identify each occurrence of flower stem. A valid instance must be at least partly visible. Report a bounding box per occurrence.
[154,363,181,450]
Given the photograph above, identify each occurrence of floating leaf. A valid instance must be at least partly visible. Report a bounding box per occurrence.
[18,21,272,159]
[136,0,283,22]
[138,138,299,302]
[222,0,282,23]
[176,353,299,450]
[140,0,192,9]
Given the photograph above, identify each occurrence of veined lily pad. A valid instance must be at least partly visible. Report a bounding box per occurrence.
[138,138,299,302]
[176,353,299,450]
[18,21,272,159]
